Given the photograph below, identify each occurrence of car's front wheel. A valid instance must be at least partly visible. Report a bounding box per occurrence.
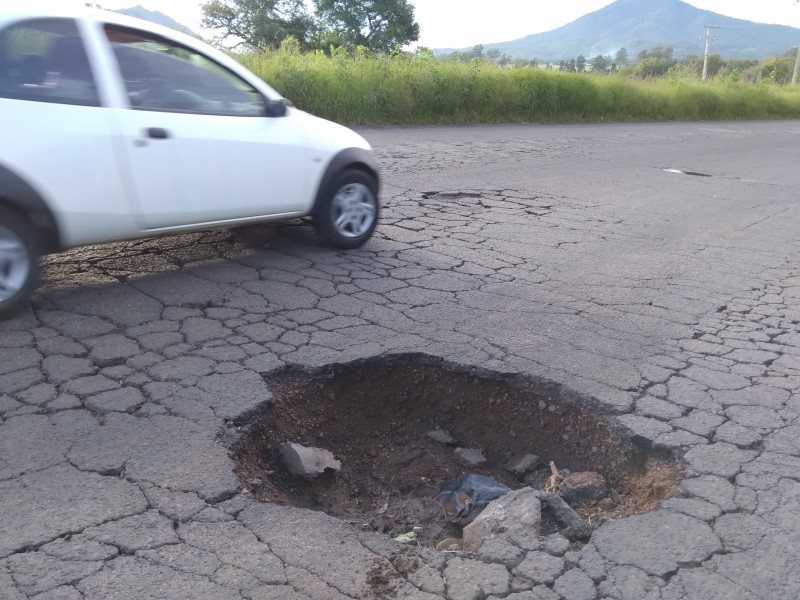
[313,169,379,249]
[0,208,40,320]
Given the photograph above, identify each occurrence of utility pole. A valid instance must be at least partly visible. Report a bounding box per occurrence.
[702,25,720,81]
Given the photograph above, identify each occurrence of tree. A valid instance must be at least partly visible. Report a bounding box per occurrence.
[201,0,316,50]
[591,54,612,72]
[576,54,586,72]
[314,0,420,53]
[614,47,628,66]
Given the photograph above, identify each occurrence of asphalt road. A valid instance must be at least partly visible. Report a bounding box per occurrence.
[1,120,800,599]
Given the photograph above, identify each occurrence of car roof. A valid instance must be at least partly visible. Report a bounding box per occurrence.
[0,1,196,45]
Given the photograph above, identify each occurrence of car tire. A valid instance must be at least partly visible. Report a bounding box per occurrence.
[313,169,379,249]
[0,208,40,321]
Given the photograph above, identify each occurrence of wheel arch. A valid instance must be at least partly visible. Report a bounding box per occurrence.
[0,164,61,253]
[311,147,380,215]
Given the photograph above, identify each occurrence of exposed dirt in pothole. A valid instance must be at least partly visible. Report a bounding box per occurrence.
[234,355,678,548]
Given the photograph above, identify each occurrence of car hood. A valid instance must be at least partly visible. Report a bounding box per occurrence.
[291,109,372,153]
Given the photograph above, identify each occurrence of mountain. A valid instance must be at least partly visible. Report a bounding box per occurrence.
[443,0,800,62]
[111,6,196,38]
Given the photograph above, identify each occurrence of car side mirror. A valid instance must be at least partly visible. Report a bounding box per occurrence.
[264,98,289,118]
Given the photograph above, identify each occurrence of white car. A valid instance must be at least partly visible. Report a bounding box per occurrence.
[0,4,380,319]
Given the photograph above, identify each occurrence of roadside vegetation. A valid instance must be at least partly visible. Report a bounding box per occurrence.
[200,1,800,125]
[237,41,800,125]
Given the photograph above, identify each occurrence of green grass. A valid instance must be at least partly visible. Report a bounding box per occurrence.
[236,47,800,125]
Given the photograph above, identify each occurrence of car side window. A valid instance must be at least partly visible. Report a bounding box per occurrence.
[104,25,265,116]
[0,18,100,107]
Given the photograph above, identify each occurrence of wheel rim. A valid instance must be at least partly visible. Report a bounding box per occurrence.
[0,224,30,302]
[331,183,376,238]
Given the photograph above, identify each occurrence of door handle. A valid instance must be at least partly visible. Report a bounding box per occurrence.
[146,127,170,140]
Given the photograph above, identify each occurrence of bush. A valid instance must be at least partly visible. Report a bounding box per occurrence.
[235,47,800,125]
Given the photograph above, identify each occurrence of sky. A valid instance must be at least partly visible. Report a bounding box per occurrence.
[80,0,800,49]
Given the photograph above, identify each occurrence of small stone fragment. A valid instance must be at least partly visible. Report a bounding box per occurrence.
[506,453,541,478]
[436,537,463,552]
[278,442,341,479]
[463,487,542,553]
[559,472,607,504]
[455,447,487,468]
[426,428,457,446]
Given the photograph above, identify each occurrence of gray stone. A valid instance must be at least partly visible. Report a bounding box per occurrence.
[506,453,541,477]
[714,421,761,448]
[593,511,721,577]
[455,447,488,468]
[425,428,457,446]
[463,487,542,553]
[444,557,511,600]
[553,569,597,600]
[513,551,565,585]
[279,442,341,479]
[0,465,146,558]
[15,382,55,406]
[559,472,607,504]
[683,442,756,478]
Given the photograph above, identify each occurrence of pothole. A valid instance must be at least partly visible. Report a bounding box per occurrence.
[234,355,677,548]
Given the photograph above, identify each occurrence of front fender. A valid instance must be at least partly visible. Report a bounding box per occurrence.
[312,148,380,214]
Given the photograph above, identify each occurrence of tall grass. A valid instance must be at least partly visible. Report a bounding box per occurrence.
[237,46,800,125]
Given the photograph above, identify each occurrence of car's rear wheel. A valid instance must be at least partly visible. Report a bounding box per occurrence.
[313,169,379,249]
[0,208,40,320]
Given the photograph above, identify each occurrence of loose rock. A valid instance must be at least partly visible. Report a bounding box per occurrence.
[426,428,457,446]
[462,487,542,553]
[455,447,487,468]
[506,453,541,478]
[559,472,607,504]
[278,443,341,479]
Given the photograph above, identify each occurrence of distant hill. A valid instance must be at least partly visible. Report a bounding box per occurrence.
[111,5,196,38]
[439,0,800,62]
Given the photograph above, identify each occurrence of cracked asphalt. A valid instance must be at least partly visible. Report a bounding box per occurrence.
[2,120,800,599]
